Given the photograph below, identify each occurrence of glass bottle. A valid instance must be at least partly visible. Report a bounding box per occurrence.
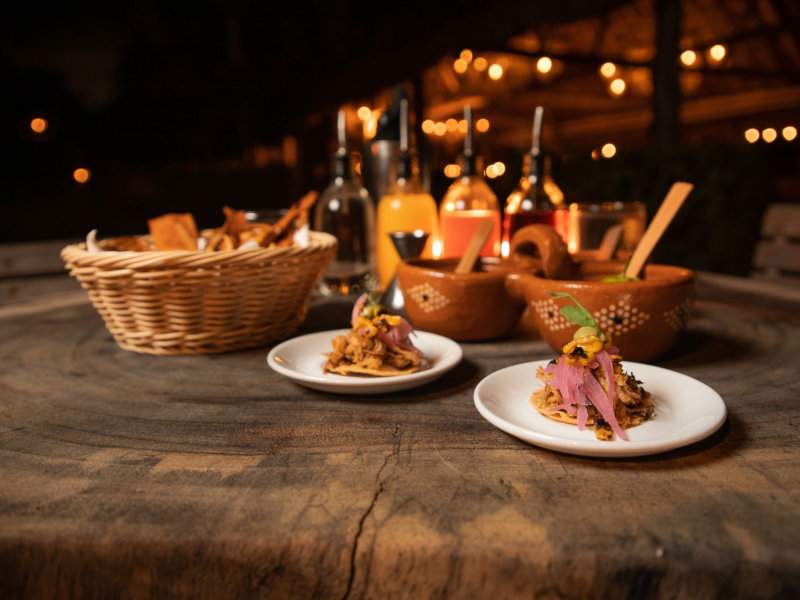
[502,106,568,256]
[314,110,376,296]
[439,106,500,259]
[376,99,440,288]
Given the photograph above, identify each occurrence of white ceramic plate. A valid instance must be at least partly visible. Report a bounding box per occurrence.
[474,360,727,457]
[267,329,462,394]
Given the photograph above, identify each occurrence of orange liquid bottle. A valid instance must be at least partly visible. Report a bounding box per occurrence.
[376,99,440,288]
[439,106,500,258]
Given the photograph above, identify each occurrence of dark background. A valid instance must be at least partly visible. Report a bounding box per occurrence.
[2,1,797,274]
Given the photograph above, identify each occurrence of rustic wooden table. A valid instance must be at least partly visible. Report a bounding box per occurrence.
[1,274,799,599]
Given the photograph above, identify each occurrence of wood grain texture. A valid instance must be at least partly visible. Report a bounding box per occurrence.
[0,284,799,599]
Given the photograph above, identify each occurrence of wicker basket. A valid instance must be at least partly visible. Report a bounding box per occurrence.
[61,232,337,355]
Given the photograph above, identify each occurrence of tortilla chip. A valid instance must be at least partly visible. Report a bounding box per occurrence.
[218,234,234,251]
[99,236,151,251]
[148,213,198,250]
[222,206,250,238]
[539,409,597,427]
[239,224,271,246]
[325,363,421,377]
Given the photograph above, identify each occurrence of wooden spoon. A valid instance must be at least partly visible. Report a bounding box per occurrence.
[624,182,694,279]
[596,224,624,261]
[455,220,494,274]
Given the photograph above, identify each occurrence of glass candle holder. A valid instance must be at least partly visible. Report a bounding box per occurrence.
[566,201,646,257]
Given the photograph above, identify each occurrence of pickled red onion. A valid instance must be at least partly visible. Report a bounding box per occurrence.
[543,354,626,438]
[351,293,368,327]
[596,350,617,406]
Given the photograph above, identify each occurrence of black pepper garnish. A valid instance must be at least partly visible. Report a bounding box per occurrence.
[570,346,588,358]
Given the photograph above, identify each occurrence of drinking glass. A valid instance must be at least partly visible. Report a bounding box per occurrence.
[566,201,646,257]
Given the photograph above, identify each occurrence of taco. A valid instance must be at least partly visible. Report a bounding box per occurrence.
[531,292,654,441]
[324,294,424,377]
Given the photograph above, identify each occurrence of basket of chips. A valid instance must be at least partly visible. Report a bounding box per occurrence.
[61,192,337,355]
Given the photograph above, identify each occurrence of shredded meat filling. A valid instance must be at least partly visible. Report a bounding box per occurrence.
[532,359,654,440]
[325,324,422,375]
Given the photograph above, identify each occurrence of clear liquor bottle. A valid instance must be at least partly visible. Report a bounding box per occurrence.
[314,110,376,296]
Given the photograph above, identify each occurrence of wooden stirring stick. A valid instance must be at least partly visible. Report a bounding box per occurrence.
[624,182,694,279]
[455,220,494,274]
[596,224,624,261]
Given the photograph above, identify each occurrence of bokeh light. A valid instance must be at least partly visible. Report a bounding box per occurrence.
[708,44,726,63]
[30,117,48,134]
[488,64,504,80]
[599,62,617,78]
[680,50,698,67]
[601,143,617,158]
[444,164,461,178]
[744,128,760,143]
[73,168,91,184]
[536,56,553,74]
[609,78,626,96]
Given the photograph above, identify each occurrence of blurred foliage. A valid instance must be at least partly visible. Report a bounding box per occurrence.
[557,143,776,276]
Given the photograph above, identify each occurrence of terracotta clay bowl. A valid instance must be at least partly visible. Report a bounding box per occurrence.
[506,226,694,361]
[396,257,524,341]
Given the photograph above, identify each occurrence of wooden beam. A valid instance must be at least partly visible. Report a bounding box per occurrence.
[653,0,681,148]
[556,86,800,139]
[425,96,488,120]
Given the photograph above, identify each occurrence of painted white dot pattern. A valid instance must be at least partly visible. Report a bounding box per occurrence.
[406,283,451,314]
[664,299,692,331]
[532,299,571,332]
[593,300,650,337]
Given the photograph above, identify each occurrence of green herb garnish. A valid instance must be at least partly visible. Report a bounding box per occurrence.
[550,292,598,329]
[550,292,607,342]
[601,273,640,283]
[600,258,640,283]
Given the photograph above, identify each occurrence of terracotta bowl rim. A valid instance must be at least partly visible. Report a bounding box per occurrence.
[524,263,694,290]
[398,257,510,282]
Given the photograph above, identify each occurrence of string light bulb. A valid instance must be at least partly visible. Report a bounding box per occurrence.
[460,49,473,63]
[707,44,726,63]
[357,106,371,120]
[782,126,797,142]
[446,118,458,132]
[599,62,617,78]
[444,164,461,178]
[680,50,698,67]
[30,117,48,134]
[762,128,777,143]
[536,56,553,74]
[601,143,617,158]
[609,78,626,96]
[476,118,490,133]
[433,122,447,136]
[422,119,435,134]
[488,63,504,80]
[73,168,91,184]
[744,128,760,143]
[453,58,468,74]
[473,57,488,71]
